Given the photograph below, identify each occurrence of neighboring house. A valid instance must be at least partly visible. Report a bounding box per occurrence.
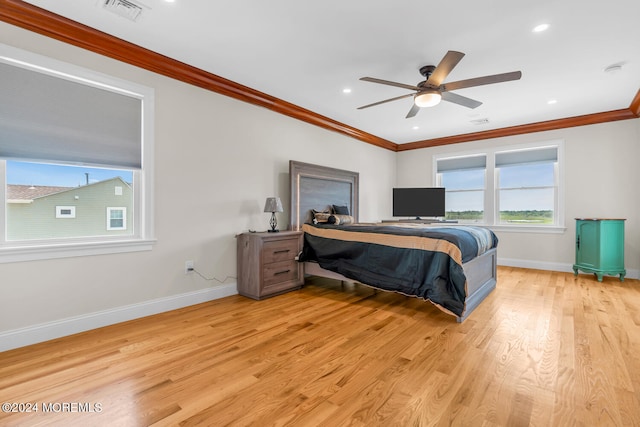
[7,177,132,240]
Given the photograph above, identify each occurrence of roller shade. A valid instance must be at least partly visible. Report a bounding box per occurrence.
[437,155,486,172]
[496,146,558,167]
[0,61,142,169]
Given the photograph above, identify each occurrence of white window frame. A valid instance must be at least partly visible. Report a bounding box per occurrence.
[0,44,155,263]
[436,154,487,223]
[56,206,76,219]
[107,207,127,231]
[495,147,559,226]
[433,140,565,233]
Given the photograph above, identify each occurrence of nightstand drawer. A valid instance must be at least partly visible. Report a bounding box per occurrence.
[262,239,299,263]
[263,260,299,287]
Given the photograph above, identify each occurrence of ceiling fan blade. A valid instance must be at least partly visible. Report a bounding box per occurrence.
[406,103,420,118]
[426,50,465,86]
[360,77,419,91]
[441,91,482,109]
[442,71,522,92]
[357,93,415,110]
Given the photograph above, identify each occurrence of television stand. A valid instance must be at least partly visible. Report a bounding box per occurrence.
[381,219,458,224]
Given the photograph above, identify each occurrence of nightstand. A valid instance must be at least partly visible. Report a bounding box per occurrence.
[237,230,304,299]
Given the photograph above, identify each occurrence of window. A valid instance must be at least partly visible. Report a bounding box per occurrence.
[437,155,486,222]
[56,206,76,219]
[6,161,134,240]
[496,147,558,225]
[435,141,564,231]
[107,207,127,230]
[0,43,155,262]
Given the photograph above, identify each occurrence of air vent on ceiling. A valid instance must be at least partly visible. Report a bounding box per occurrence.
[102,0,144,22]
[470,118,490,125]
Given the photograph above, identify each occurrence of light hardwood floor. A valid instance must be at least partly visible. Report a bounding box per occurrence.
[1,267,639,426]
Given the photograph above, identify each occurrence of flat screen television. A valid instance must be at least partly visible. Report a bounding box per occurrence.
[393,187,445,219]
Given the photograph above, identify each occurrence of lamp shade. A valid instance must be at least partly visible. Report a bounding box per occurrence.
[263,197,284,213]
[414,90,442,108]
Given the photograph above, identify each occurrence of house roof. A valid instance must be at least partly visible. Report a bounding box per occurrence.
[7,185,72,201]
[7,177,130,202]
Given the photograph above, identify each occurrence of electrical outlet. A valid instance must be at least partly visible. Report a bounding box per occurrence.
[185,260,194,274]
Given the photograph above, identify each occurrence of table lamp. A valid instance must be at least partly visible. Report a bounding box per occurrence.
[264,197,283,232]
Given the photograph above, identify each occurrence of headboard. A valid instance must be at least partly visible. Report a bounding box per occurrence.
[289,160,359,231]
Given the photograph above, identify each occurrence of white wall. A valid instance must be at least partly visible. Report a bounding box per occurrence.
[397,119,640,276]
[0,23,396,350]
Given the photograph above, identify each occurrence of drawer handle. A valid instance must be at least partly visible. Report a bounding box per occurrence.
[273,249,290,254]
[275,269,291,275]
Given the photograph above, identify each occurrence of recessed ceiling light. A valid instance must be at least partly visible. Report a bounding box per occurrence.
[547,99,557,105]
[412,126,420,130]
[342,88,352,94]
[533,23,549,33]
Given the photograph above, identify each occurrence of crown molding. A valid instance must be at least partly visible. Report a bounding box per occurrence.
[1,0,638,153]
[397,108,638,151]
[629,90,640,117]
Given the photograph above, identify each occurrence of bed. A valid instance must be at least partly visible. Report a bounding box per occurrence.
[289,160,498,322]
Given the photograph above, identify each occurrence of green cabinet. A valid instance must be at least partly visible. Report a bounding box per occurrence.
[573,218,625,282]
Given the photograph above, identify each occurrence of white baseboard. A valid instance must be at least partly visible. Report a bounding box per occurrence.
[498,257,574,273]
[498,258,639,280]
[0,283,238,352]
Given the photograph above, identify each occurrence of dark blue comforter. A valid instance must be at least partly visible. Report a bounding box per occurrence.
[298,223,498,316]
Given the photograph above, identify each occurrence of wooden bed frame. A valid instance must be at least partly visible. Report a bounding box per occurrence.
[289,160,497,322]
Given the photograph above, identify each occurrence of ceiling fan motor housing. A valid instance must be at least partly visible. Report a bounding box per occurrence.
[419,65,436,78]
[416,64,442,108]
[418,66,439,93]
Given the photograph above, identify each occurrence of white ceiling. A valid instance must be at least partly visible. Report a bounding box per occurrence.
[23,0,640,145]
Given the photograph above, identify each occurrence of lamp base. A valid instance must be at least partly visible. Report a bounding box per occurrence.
[268,212,279,232]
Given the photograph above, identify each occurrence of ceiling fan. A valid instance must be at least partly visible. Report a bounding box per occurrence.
[358,50,522,118]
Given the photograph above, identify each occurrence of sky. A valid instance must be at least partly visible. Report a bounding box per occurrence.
[442,163,554,211]
[6,161,133,187]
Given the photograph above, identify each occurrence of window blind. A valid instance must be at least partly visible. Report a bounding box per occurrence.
[437,155,486,172]
[495,146,558,167]
[0,61,142,169]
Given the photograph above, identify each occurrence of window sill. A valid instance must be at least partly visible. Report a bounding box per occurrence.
[487,224,567,234]
[0,238,156,263]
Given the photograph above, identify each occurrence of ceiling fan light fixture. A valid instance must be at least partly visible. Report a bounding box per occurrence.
[414,90,441,108]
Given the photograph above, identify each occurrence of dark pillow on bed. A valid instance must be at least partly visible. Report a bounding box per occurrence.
[332,205,350,215]
[327,214,354,225]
